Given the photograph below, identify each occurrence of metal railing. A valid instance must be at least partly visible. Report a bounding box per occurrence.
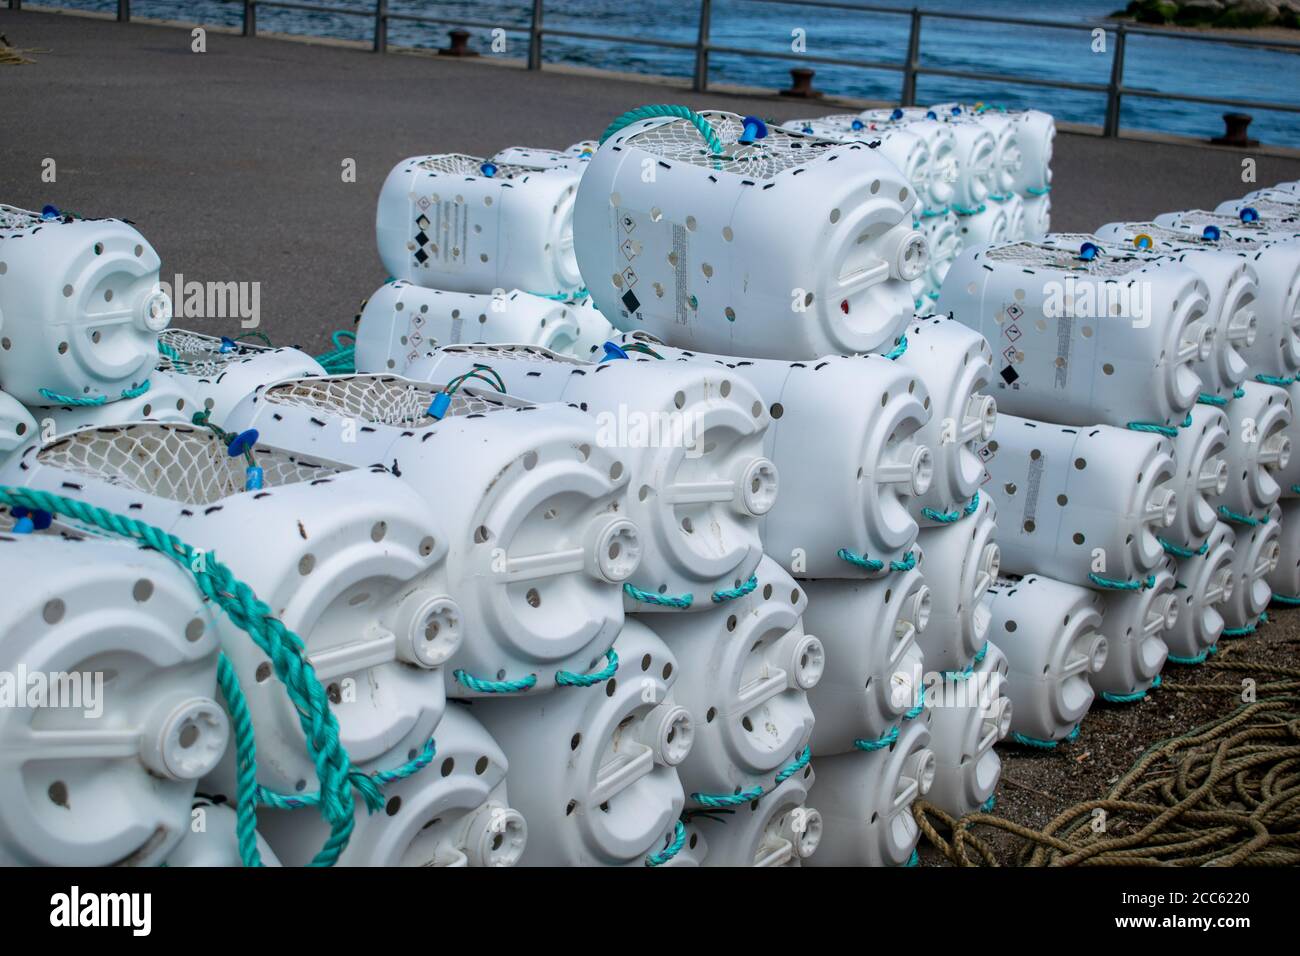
[12,0,1300,136]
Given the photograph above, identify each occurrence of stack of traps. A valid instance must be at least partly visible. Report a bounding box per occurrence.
[935,182,1300,753]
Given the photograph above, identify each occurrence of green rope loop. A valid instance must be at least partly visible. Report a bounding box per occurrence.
[1197,392,1228,407]
[38,379,151,407]
[921,205,950,218]
[1088,572,1156,591]
[943,644,988,682]
[883,335,908,360]
[0,486,368,867]
[1256,373,1295,387]
[1271,593,1300,606]
[1012,723,1081,750]
[554,648,619,688]
[980,793,997,813]
[952,203,987,217]
[902,686,925,721]
[711,574,758,604]
[921,492,980,524]
[528,285,590,302]
[1126,420,1179,438]
[1167,644,1218,665]
[1222,611,1267,638]
[854,725,900,752]
[645,820,687,867]
[1217,505,1267,527]
[836,548,916,573]
[256,736,435,811]
[452,668,538,694]
[1159,537,1209,559]
[1025,185,1052,196]
[774,745,812,785]
[623,582,694,608]
[1100,674,1162,704]
[691,746,812,808]
[315,330,356,375]
[905,848,920,867]
[599,105,726,155]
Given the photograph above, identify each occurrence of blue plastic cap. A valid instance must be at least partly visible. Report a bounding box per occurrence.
[31,509,52,530]
[12,517,34,535]
[244,466,264,492]
[925,110,937,120]
[1203,225,1222,241]
[737,115,768,145]
[851,119,865,131]
[428,391,452,420]
[600,341,630,362]
[219,336,237,353]
[951,106,962,115]
[227,429,259,457]
[801,125,814,134]
[891,108,905,121]
[480,161,498,178]
[1078,242,1100,261]
[1240,206,1259,223]
[40,204,60,220]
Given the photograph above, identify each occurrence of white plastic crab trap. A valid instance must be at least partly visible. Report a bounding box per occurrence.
[0,204,171,407]
[1211,381,1291,526]
[605,339,934,580]
[981,415,1177,592]
[858,110,960,215]
[0,534,227,866]
[637,558,820,804]
[955,202,1011,248]
[929,104,1023,202]
[939,240,1211,432]
[354,282,582,376]
[916,210,963,306]
[1267,499,1300,605]
[1021,189,1051,240]
[915,492,999,673]
[912,108,996,215]
[804,717,934,867]
[1216,190,1300,226]
[891,316,996,526]
[376,153,584,297]
[491,140,597,171]
[0,390,36,469]
[925,641,1011,819]
[986,574,1107,746]
[574,109,925,360]
[1163,522,1235,664]
[565,295,618,361]
[1164,404,1230,552]
[801,563,928,754]
[255,706,526,867]
[474,618,693,867]
[223,374,638,696]
[411,343,773,612]
[1221,503,1281,636]
[3,422,460,799]
[155,328,325,426]
[1091,567,1174,702]
[697,765,821,867]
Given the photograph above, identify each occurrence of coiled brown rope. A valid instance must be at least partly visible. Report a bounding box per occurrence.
[915,661,1300,866]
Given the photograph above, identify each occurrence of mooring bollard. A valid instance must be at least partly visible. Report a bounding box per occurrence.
[440,28,479,57]
[1212,112,1258,147]
[780,67,821,98]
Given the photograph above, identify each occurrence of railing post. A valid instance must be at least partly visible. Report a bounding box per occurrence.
[374,0,388,54]
[117,0,130,22]
[10,0,22,12]
[900,7,922,106]
[528,0,543,70]
[1104,23,1126,138]
[693,0,712,93]
[244,0,257,38]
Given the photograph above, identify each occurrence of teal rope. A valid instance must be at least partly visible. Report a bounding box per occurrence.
[837,548,916,573]
[1126,420,1179,438]
[1197,392,1228,407]
[214,655,264,867]
[1100,674,1162,704]
[624,582,694,608]
[922,492,981,524]
[921,205,950,218]
[952,203,987,216]
[1160,538,1209,558]
[0,486,369,867]
[38,379,151,407]
[645,820,687,867]
[555,648,619,688]
[315,330,356,375]
[980,793,997,813]
[943,644,989,682]
[599,105,726,155]
[452,668,538,694]
[1272,593,1300,606]
[902,687,925,721]
[1217,505,1266,527]
[854,725,900,752]
[257,737,435,810]
[905,848,920,867]
[711,574,758,604]
[1088,572,1157,591]
[691,746,812,808]
[775,746,812,785]
[1222,611,1267,638]
[1025,185,1052,196]
[1168,644,1217,665]
[1257,373,1295,387]
[883,335,908,360]
[528,285,589,302]
[1012,724,1081,750]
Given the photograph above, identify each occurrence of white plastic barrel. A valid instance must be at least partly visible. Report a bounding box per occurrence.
[1211,381,1291,525]
[915,492,999,672]
[0,534,227,866]
[925,640,1012,818]
[698,769,821,867]
[164,799,280,867]
[1001,193,1027,241]
[1267,498,1300,603]
[637,557,820,802]
[1163,522,1235,664]
[154,328,325,426]
[859,110,960,215]
[574,110,924,359]
[986,574,1106,746]
[981,415,1177,591]
[408,343,772,611]
[1007,109,1055,197]
[256,705,526,867]
[1221,504,1281,635]
[473,618,693,866]
[917,210,963,305]
[1091,568,1174,702]
[804,717,934,867]
[1021,189,1052,240]
[0,390,36,468]
[891,315,995,526]
[354,282,582,375]
[565,295,618,361]
[801,563,929,754]
[377,153,584,297]
[222,374,636,696]
[0,204,170,407]
[1163,403,1230,551]
[955,202,1011,248]
[939,240,1210,431]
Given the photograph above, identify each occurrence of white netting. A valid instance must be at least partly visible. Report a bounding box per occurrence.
[35,424,343,505]
[785,115,868,139]
[261,375,514,425]
[414,154,550,180]
[156,329,272,378]
[439,344,586,366]
[1244,198,1300,220]
[0,203,47,235]
[624,113,840,180]
[984,241,1163,277]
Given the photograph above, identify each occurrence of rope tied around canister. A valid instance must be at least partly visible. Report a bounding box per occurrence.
[38,379,151,407]
[837,548,917,574]
[315,330,356,375]
[690,746,812,808]
[1088,572,1157,591]
[645,820,687,867]
[922,492,980,524]
[599,105,727,156]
